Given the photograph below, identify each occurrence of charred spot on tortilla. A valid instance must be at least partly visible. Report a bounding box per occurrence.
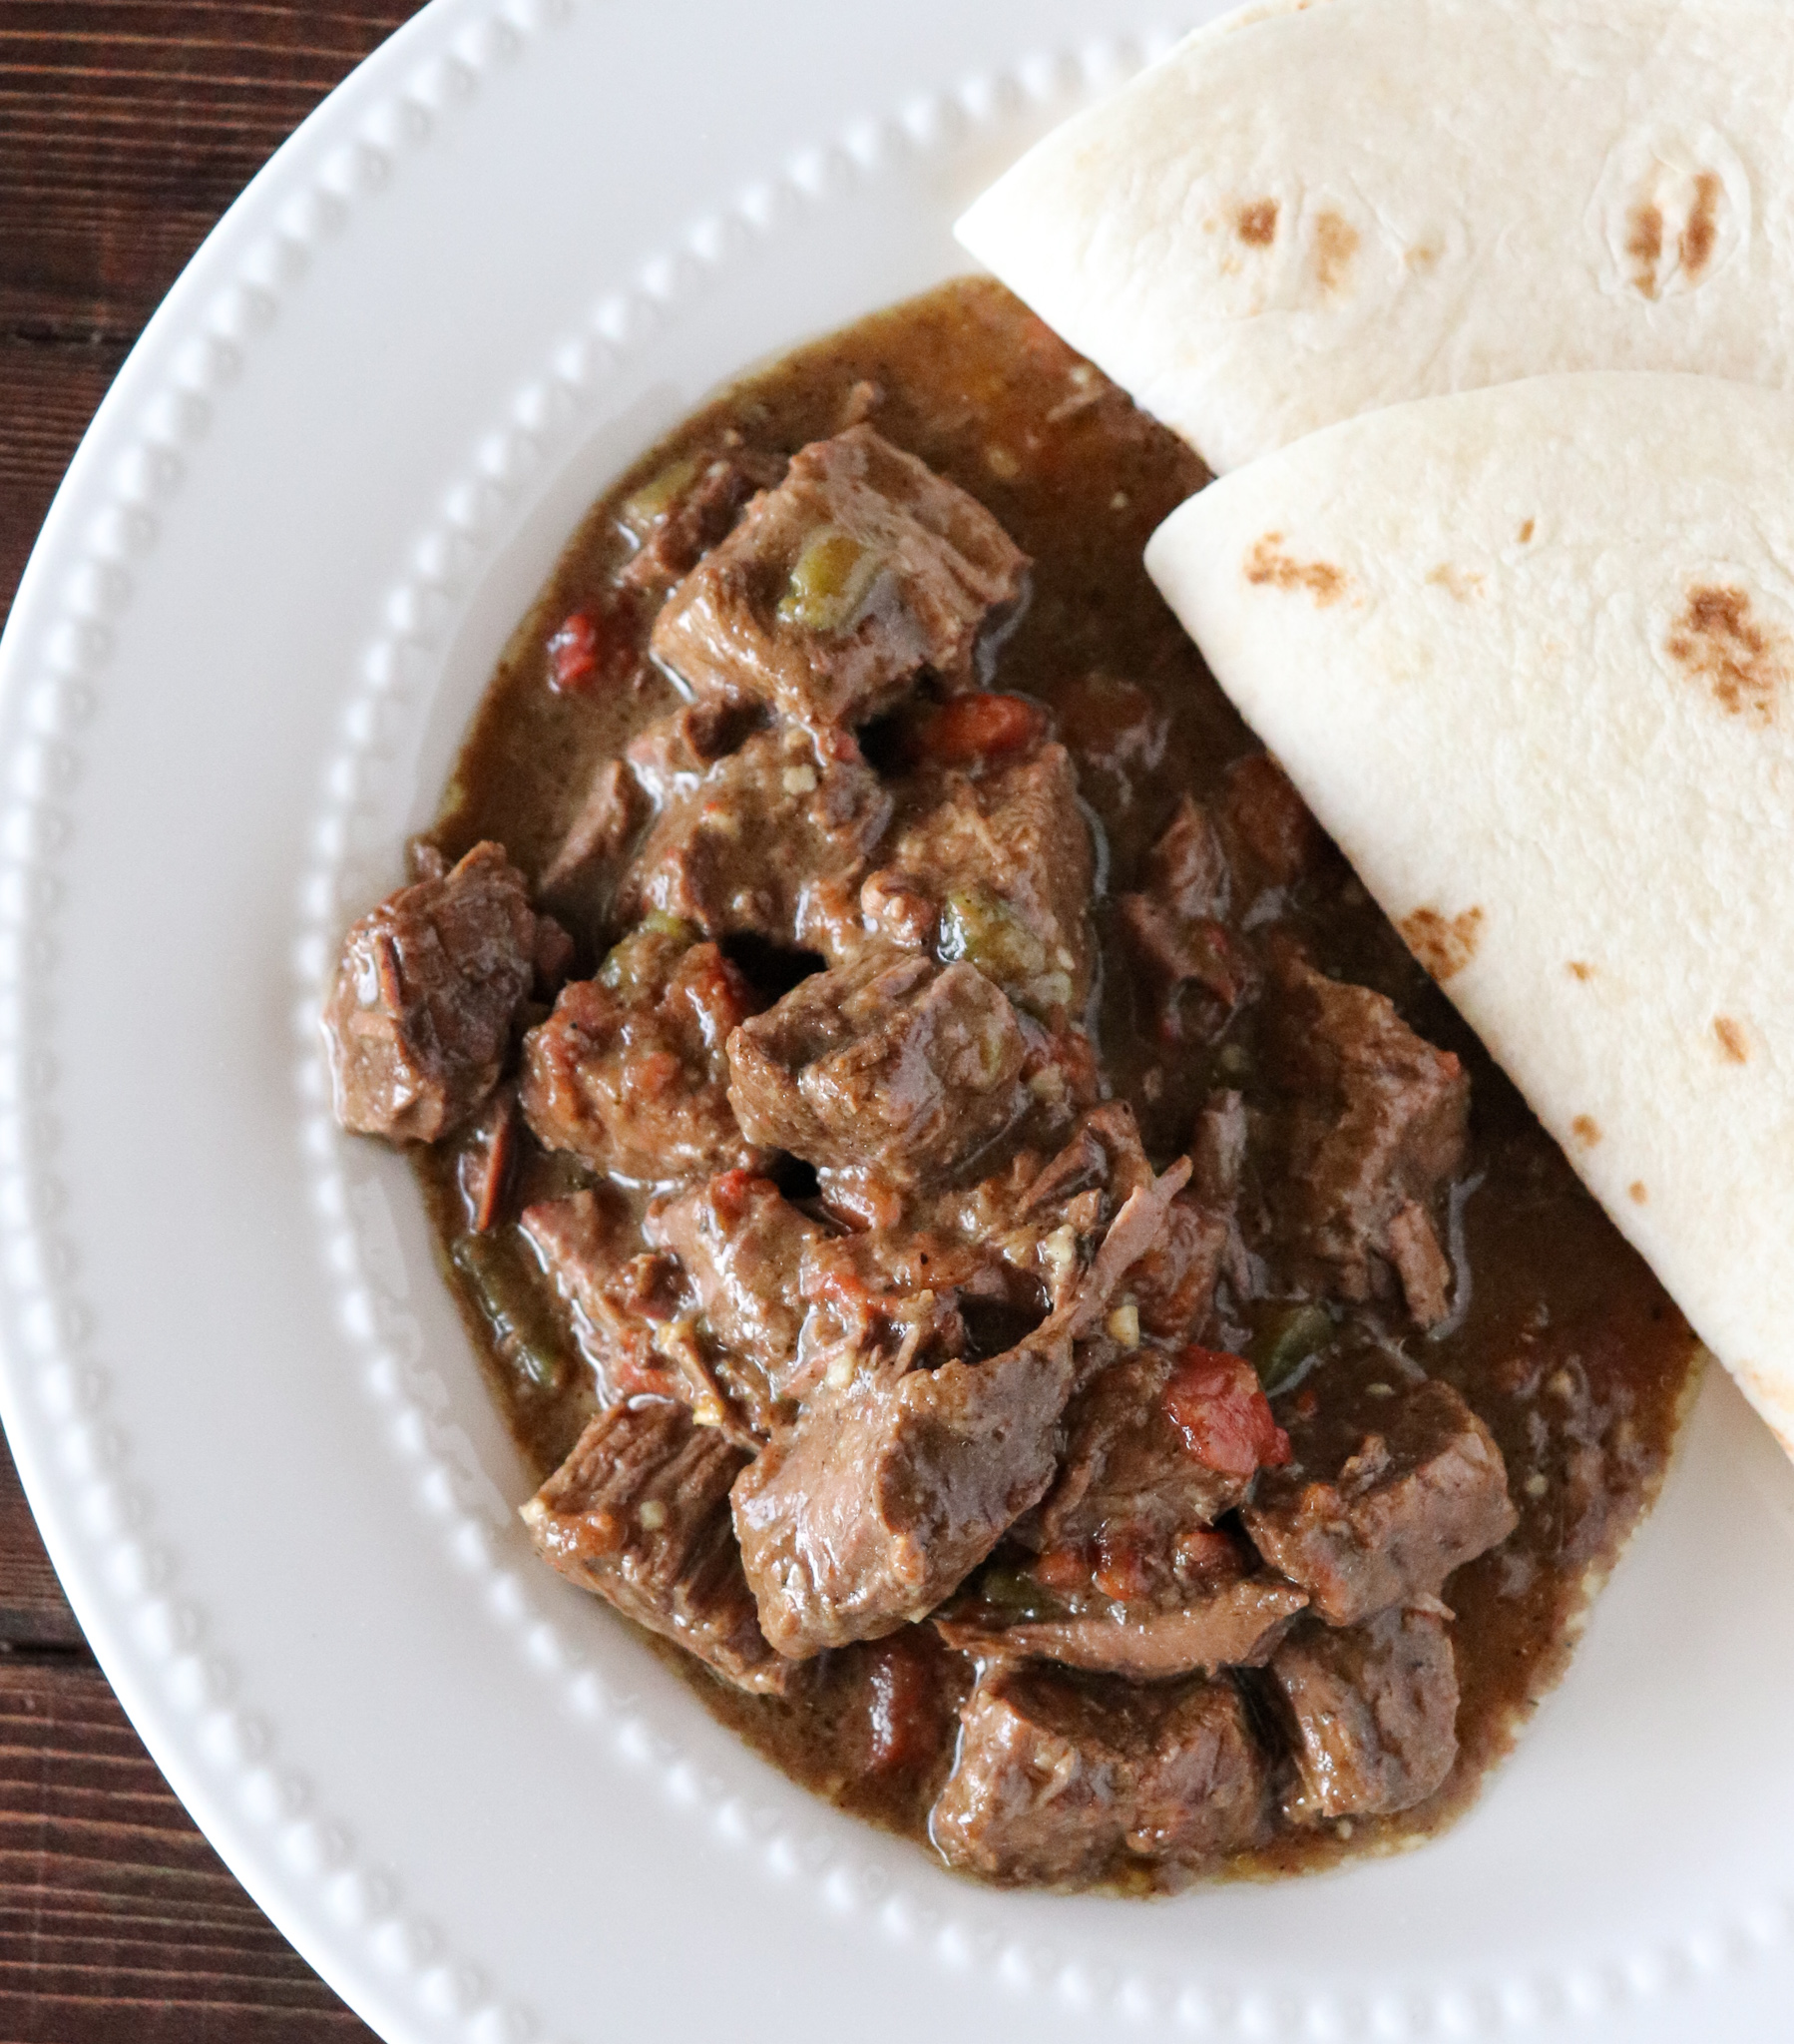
[1571,1115,1602,1147]
[1236,199,1279,248]
[1626,201,1665,298]
[1314,209,1360,293]
[1665,584,1793,726]
[1244,533,1349,606]
[1715,1016,1751,1064]
[1401,905,1485,981]
[1427,564,1485,603]
[1567,960,1594,982]
[1629,1182,1649,1206]
[1680,171,1722,280]
[1518,520,1537,544]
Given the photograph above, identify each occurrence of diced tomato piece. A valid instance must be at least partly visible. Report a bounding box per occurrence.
[1032,1543,1093,1594]
[1093,1521,1159,1603]
[547,611,601,692]
[921,692,1048,766]
[709,1168,778,1225]
[865,1633,939,1774]
[1162,1345,1292,1477]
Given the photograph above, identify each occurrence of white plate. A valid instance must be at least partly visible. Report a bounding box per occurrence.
[3,2,1793,2039]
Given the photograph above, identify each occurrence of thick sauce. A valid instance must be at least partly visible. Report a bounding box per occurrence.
[416,279,1701,1883]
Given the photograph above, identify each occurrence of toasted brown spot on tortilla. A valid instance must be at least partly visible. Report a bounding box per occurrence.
[1427,564,1485,603]
[1715,1015,1750,1064]
[1628,1182,1648,1206]
[1571,1115,1601,1147]
[1518,519,1536,544]
[1244,533,1349,606]
[1666,584,1792,726]
[1400,905,1485,981]
[1567,960,1593,982]
[1236,199,1279,247]
[1626,202,1664,297]
[1314,210,1360,293]
[1405,241,1441,271]
[1681,171,1722,279]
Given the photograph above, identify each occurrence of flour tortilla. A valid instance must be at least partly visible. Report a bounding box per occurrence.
[1145,370,1794,1453]
[959,0,1794,473]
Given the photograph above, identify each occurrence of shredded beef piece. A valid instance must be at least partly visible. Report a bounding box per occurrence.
[521,1401,788,1695]
[646,1171,831,1400]
[619,724,892,962]
[650,425,1028,730]
[521,928,763,1183]
[864,742,1095,1014]
[1243,1367,1518,1625]
[1257,951,1469,1321]
[521,1190,686,1405]
[929,1663,1269,1885]
[618,447,785,592]
[1265,1604,1459,1820]
[324,841,553,1143]
[730,1160,1192,1656]
[937,1571,1308,1682]
[726,944,1027,1186]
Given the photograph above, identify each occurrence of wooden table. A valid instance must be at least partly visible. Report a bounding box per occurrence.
[0,7,423,2033]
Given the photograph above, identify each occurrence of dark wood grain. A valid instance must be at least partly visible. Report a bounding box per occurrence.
[2,8,421,2033]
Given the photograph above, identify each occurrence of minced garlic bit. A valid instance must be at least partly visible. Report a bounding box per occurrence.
[824,1352,856,1391]
[1111,490,1129,512]
[1365,1381,1395,1398]
[1107,1301,1141,1349]
[1028,1066,1068,1105]
[986,445,1021,479]
[638,1499,668,1531]
[781,764,819,795]
[1042,1225,1080,1286]
[692,1392,727,1429]
[1525,1471,1550,1499]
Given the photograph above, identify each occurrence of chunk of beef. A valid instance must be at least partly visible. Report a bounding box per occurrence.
[617,446,784,592]
[650,426,1028,730]
[1265,1604,1459,1821]
[521,926,763,1183]
[937,1571,1308,1681]
[1119,796,1256,1043]
[646,1171,831,1399]
[619,724,892,962]
[1243,1368,1518,1625]
[864,742,1094,1015]
[726,944,1027,1186]
[731,1160,1192,1656]
[732,1335,1076,1657]
[1140,794,1229,920]
[536,759,650,946]
[1220,753,1319,890]
[1035,1347,1278,1569]
[1258,952,1469,1322]
[521,1401,788,1695]
[324,841,551,1142]
[929,1663,1268,1885]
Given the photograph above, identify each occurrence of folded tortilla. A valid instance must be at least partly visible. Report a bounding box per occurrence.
[959,0,1794,472]
[1145,371,1794,1456]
